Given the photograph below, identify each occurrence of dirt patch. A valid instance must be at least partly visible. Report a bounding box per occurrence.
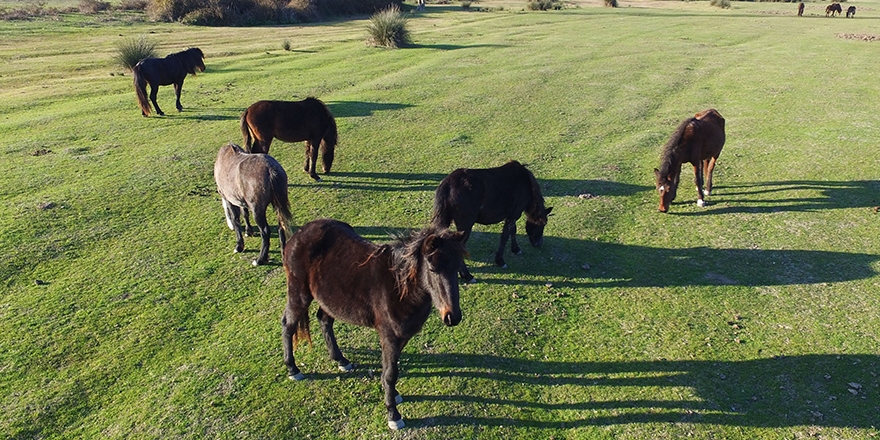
[837,33,880,42]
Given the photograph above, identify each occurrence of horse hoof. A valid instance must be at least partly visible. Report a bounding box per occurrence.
[395,394,403,404]
[289,372,306,381]
[467,278,478,284]
[501,264,508,269]
[338,363,354,372]
[388,419,405,430]
[696,199,707,207]
[703,190,711,197]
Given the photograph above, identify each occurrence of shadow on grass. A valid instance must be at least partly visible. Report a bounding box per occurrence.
[325,101,413,118]
[666,180,880,215]
[470,235,879,288]
[399,353,879,429]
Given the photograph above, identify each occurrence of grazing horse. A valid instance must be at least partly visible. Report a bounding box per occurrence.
[846,5,856,17]
[826,3,842,16]
[214,143,294,266]
[133,47,205,117]
[432,161,552,282]
[654,109,726,213]
[798,2,804,16]
[281,219,467,430]
[240,98,338,182]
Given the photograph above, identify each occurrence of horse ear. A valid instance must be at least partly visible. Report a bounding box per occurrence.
[451,231,466,243]
[653,168,661,178]
[423,234,441,252]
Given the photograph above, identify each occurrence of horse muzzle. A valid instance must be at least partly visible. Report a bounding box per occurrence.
[442,309,462,327]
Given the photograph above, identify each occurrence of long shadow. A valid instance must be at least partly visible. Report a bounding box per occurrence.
[408,43,510,51]
[471,235,878,288]
[290,171,447,192]
[674,180,880,216]
[325,101,413,118]
[300,350,879,429]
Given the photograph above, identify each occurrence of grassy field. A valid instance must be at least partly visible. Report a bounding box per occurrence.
[1,0,879,438]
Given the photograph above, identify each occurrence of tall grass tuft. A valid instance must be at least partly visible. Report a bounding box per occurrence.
[366,5,411,48]
[114,35,158,71]
[527,0,562,10]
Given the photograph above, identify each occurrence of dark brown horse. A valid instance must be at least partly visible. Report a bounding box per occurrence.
[214,143,294,266]
[281,219,466,430]
[798,2,804,16]
[826,3,842,16]
[846,5,856,17]
[432,161,552,282]
[133,47,205,117]
[240,98,338,182]
[654,109,726,213]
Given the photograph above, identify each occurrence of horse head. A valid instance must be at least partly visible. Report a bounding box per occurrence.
[419,229,467,327]
[524,206,553,248]
[654,168,677,213]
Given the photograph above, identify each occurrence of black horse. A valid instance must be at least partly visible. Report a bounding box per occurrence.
[281,219,467,430]
[133,47,205,117]
[846,5,856,17]
[432,161,552,282]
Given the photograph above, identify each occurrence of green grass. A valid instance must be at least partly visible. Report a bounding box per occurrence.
[2,1,880,438]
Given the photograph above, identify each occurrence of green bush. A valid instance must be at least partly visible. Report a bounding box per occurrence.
[78,0,110,13]
[144,0,399,25]
[527,0,561,10]
[461,0,471,9]
[366,5,411,48]
[114,34,158,70]
[710,0,731,8]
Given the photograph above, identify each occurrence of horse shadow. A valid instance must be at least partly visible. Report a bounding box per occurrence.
[542,179,651,198]
[674,180,880,216]
[325,101,413,118]
[407,43,509,51]
[292,171,447,192]
[396,352,879,429]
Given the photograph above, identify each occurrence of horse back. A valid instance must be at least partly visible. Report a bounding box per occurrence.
[214,144,283,204]
[435,161,536,227]
[693,109,725,159]
[243,99,333,144]
[284,219,395,329]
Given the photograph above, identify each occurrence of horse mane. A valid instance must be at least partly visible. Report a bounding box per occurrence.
[658,117,695,177]
[387,227,467,299]
[168,47,204,75]
[508,161,547,223]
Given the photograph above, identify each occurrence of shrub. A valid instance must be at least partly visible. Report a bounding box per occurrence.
[461,0,471,9]
[527,0,561,10]
[710,0,731,8]
[288,0,401,22]
[281,39,291,51]
[78,0,110,13]
[117,0,148,10]
[114,34,158,70]
[366,5,411,48]
[0,2,58,20]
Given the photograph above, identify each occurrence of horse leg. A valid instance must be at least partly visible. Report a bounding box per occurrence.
[453,222,475,282]
[281,290,311,381]
[320,140,334,174]
[223,199,245,253]
[704,156,718,197]
[243,207,254,237]
[252,207,271,266]
[494,219,514,268]
[692,162,706,207]
[173,81,183,112]
[508,219,522,256]
[379,333,406,430]
[316,308,353,371]
[149,84,164,116]
[304,140,321,181]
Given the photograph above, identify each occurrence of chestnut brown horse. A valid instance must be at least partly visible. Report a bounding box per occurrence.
[798,2,804,16]
[240,98,338,182]
[214,143,294,266]
[432,160,552,282]
[281,219,467,430]
[654,109,726,213]
[133,47,205,117]
[826,3,842,16]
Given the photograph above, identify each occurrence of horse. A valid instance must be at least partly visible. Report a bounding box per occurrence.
[846,5,856,17]
[797,2,804,16]
[281,219,467,430]
[240,98,338,182]
[653,109,726,213]
[214,143,294,266]
[826,3,842,16]
[432,160,552,282]
[132,47,205,117]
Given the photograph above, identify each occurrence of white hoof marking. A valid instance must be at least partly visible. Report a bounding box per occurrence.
[252,260,259,266]
[338,363,354,372]
[703,189,711,197]
[388,419,405,430]
[395,394,404,404]
[501,264,508,269]
[289,372,306,381]
[696,199,706,207]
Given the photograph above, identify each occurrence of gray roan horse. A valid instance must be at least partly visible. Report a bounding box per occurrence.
[214,143,294,266]
[281,219,467,430]
[653,109,726,213]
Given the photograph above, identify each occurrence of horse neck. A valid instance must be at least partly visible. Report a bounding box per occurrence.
[659,119,693,177]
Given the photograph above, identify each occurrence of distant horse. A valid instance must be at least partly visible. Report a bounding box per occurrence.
[133,47,205,117]
[846,5,856,17]
[214,143,294,266]
[826,3,842,16]
[432,161,552,282]
[654,109,726,213]
[798,2,804,16]
[240,98,338,182]
[281,219,466,430]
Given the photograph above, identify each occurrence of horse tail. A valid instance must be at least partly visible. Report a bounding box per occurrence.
[240,109,253,151]
[287,300,312,349]
[320,102,338,173]
[273,177,295,242]
[431,178,454,228]
[132,64,151,116]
